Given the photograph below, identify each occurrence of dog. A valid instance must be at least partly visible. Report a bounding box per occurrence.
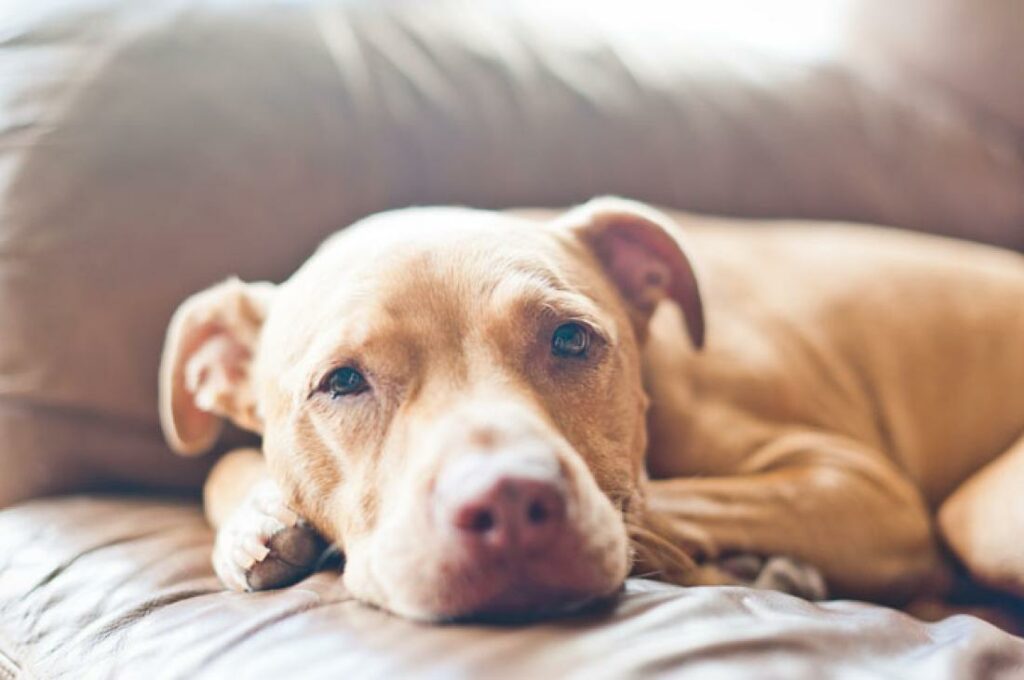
[159,198,1024,621]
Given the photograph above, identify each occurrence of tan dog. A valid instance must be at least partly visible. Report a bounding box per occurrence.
[160,198,1024,620]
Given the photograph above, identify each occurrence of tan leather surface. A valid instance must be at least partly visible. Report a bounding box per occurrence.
[2,0,1024,505]
[0,496,1022,679]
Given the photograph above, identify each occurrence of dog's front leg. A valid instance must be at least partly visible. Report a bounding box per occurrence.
[644,431,942,602]
[205,448,327,591]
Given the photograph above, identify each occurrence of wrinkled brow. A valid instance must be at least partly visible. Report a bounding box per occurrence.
[487,269,614,338]
[274,303,419,401]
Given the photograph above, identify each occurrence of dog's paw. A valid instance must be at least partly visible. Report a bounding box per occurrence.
[716,554,829,601]
[213,480,327,592]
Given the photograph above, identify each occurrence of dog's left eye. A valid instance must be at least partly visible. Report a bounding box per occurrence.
[321,366,368,398]
[551,322,590,358]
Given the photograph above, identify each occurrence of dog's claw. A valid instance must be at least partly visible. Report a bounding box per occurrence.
[213,480,327,591]
[755,556,828,600]
[717,554,829,601]
[245,523,327,591]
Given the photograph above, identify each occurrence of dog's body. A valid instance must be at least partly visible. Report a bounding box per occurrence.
[160,200,1024,619]
[642,216,1024,601]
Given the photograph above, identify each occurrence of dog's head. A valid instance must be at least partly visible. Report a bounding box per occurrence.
[160,198,703,620]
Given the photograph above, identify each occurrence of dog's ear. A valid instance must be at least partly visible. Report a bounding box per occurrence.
[560,197,704,348]
[159,278,275,455]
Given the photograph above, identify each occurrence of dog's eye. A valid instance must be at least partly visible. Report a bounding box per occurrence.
[551,322,590,358]
[321,366,368,397]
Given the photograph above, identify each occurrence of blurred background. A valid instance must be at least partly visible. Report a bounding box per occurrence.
[0,0,1022,499]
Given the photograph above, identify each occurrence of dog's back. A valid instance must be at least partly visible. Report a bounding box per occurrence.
[645,217,1024,505]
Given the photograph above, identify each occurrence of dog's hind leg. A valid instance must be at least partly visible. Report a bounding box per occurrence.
[205,447,327,591]
[643,430,943,603]
[939,431,1024,597]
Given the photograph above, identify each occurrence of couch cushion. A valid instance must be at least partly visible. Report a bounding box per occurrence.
[849,0,1024,132]
[1,496,1023,679]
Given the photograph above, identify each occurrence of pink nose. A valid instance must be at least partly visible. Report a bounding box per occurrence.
[449,476,567,553]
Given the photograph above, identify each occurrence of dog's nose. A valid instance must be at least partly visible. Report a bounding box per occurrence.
[450,476,566,552]
[434,450,568,554]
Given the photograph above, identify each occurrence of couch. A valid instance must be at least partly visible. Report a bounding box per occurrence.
[2,1,1023,677]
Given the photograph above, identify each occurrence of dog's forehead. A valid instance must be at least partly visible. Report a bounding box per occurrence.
[322,207,557,264]
[262,208,603,365]
[286,208,575,301]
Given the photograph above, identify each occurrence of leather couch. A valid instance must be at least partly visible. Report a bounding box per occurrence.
[2,1,1023,677]
[4,496,1022,678]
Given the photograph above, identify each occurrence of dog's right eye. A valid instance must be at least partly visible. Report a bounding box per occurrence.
[551,322,591,358]
[320,366,368,398]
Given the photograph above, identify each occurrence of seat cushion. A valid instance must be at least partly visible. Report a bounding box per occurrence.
[2,496,1023,679]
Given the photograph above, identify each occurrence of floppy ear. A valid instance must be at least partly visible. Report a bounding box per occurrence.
[560,197,705,348]
[159,278,275,455]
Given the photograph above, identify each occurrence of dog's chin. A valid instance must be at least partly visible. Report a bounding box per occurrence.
[438,582,623,625]
[344,538,630,623]
[344,482,633,623]
[378,576,625,624]
[365,550,630,623]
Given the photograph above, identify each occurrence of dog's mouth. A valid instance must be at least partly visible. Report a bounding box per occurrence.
[331,435,636,621]
[428,551,628,623]
[339,507,632,622]
[336,540,625,623]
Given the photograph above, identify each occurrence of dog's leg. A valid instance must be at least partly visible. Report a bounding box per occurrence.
[939,431,1024,596]
[205,448,327,591]
[629,508,828,599]
[644,431,942,602]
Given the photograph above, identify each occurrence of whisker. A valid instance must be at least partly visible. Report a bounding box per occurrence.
[621,509,701,586]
